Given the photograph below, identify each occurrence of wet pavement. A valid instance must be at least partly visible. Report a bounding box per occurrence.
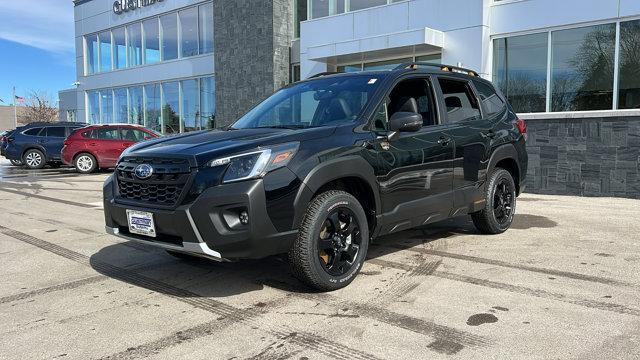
[0,158,639,359]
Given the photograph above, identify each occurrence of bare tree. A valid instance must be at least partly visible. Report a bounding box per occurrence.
[23,91,58,123]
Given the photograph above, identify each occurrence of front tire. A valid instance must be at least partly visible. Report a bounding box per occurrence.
[289,190,369,291]
[471,168,517,234]
[23,149,45,169]
[74,153,97,174]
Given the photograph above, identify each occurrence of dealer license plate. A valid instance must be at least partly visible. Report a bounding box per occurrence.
[126,210,156,238]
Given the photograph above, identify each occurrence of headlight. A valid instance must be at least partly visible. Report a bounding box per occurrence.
[208,142,299,183]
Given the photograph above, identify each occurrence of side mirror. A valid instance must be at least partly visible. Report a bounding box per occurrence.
[386,112,422,141]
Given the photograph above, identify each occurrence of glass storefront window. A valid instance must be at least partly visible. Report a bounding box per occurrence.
[181,79,200,131]
[416,54,441,63]
[551,24,616,112]
[294,0,307,38]
[162,82,181,133]
[129,86,144,125]
[160,14,178,61]
[311,0,330,19]
[100,90,113,123]
[337,64,362,73]
[144,18,160,64]
[87,91,100,124]
[114,88,128,122]
[200,77,216,129]
[350,0,387,11]
[87,77,214,133]
[99,31,112,72]
[493,33,548,113]
[127,23,143,67]
[199,3,214,54]
[180,7,199,57]
[618,19,640,109]
[86,34,98,75]
[113,27,126,69]
[363,58,412,71]
[144,84,161,132]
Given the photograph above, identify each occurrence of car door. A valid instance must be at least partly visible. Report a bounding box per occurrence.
[43,126,67,160]
[369,76,455,234]
[92,127,122,167]
[434,76,500,213]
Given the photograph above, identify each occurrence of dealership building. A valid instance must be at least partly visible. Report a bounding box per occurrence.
[62,0,640,198]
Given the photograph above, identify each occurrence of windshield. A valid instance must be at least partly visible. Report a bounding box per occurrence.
[231,75,383,129]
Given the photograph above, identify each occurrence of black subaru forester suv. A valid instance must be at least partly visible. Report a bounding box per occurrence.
[104,63,527,290]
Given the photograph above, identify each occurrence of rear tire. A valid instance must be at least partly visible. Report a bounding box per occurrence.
[471,168,517,234]
[288,190,369,291]
[9,159,22,166]
[74,153,97,174]
[23,149,45,169]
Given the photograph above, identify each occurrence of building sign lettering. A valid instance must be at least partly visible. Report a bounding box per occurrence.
[113,0,165,15]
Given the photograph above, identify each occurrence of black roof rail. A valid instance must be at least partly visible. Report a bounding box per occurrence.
[309,71,340,79]
[394,62,479,77]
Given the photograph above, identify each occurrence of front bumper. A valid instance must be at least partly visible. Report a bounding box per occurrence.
[103,175,297,260]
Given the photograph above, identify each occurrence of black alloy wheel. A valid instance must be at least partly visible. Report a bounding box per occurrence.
[493,178,515,227]
[317,207,362,276]
[471,168,517,234]
[289,190,369,291]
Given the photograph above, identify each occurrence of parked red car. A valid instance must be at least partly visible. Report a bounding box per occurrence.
[62,124,160,173]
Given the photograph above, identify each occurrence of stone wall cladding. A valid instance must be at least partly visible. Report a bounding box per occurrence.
[213,0,292,126]
[525,116,640,199]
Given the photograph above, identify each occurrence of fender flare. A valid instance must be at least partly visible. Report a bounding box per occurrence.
[292,155,381,228]
[486,143,521,187]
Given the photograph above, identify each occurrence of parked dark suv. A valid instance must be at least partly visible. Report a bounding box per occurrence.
[104,63,528,290]
[3,122,85,169]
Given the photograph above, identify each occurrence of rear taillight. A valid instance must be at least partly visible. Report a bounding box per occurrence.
[515,118,527,140]
[0,136,5,142]
[63,139,71,146]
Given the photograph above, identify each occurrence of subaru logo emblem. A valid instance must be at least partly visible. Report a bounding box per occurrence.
[134,164,154,180]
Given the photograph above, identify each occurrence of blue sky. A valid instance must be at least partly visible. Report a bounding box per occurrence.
[0,1,76,105]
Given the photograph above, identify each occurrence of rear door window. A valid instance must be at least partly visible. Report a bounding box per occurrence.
[45,127,66,138]
[94,128,121,140]
[24,127,43,136]
[472,79,506,117]
[120,128,150,141]
[438,78,482,124]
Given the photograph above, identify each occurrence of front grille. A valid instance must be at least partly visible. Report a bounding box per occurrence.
[115,157,192,208]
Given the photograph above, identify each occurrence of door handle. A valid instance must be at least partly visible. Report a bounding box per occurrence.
[437,136,451,146]
[89,142,97,146]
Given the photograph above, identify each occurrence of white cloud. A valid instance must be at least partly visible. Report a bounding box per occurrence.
[0,0,75,54]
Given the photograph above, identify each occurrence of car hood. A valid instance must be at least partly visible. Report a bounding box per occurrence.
[122,126,337,166]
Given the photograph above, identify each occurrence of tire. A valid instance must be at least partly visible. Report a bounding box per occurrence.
[74,153,97,174]
[23,149,46,169]
[471,168,517,234]
[9,159,22,166]
[288,190,369,291]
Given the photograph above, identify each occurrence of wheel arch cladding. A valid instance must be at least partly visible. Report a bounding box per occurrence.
[488,144,521,195]
[293,156,381,231]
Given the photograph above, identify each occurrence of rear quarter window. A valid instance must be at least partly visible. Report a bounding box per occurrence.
[23,127,43,136]
[472,79,506,117]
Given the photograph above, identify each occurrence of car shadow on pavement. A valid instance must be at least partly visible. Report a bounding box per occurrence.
[89,213,557,297]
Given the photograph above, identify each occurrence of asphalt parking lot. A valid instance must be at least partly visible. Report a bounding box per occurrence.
[0,159,639,360]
